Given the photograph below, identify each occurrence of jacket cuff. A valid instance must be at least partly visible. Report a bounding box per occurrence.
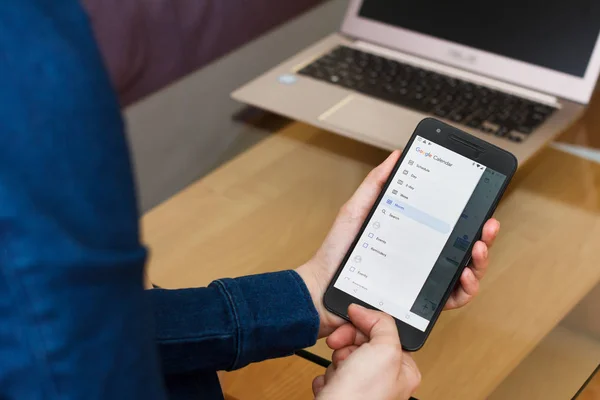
[213,270,319,370]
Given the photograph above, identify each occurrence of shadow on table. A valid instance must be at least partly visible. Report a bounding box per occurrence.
[232,106,294,134]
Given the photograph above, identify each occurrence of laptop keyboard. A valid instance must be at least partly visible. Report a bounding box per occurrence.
[298,46,556,142]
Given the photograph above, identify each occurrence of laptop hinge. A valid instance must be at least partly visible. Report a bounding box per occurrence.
[353,40,560,107]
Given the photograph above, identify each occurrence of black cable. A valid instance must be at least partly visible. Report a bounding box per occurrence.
[295,350,331,368]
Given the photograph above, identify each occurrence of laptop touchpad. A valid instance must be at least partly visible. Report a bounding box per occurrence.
[318,95,424,148]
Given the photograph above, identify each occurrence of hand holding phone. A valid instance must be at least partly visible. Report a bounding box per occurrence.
[321,118,517,350]
[296,120,504,344]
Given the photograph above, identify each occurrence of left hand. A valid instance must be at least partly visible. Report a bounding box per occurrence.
[312,304,421,400]
[296,150,501,338]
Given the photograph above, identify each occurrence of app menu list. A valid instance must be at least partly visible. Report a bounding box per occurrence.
[335,136,485,331]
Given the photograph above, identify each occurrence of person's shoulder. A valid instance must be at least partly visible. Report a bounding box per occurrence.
[1,0,117,110]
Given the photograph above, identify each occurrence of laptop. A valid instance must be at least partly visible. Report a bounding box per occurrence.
[232,0,600,164]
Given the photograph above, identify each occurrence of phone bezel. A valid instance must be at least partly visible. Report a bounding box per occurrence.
[323,118,518,351]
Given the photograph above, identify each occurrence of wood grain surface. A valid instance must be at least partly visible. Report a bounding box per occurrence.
[220,356,324,400]
[144,102,600,399]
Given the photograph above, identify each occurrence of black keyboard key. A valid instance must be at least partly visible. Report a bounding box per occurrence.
[433,104,454,117]
[451,113,465,122]
[532,112,545,121]
[429,97,441,106]
[516,125,533,134]
[464,92,475,101]
[383,84,396,93]
[495,126,510,137]
[534,104,553,115]
[486,114,502,125]
[445,77,458,87]
[408,92,423,101]
[508,134,524,142]
[467,118,482,128]
[313,70,326,80]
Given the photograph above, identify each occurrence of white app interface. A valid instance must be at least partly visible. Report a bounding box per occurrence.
[334,136,486,331]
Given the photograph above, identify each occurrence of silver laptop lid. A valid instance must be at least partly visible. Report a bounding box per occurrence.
[341,0,600,104]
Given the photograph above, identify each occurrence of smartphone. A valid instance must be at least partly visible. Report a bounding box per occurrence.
[324,118,518,351]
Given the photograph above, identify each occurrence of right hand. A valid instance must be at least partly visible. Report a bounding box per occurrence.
[312,304,421,400]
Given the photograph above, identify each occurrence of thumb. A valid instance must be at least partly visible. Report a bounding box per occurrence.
[347,304,401,346]
[342,151,400,215]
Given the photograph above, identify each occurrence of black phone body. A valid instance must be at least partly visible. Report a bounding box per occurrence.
[324,118,518,351]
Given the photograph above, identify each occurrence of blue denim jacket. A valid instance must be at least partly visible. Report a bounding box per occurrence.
[0,1,319,399]
[154,273,319,399]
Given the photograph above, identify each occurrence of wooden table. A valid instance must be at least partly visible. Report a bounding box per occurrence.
[143,98,600,398]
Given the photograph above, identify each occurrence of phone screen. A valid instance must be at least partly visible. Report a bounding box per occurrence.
[333,135,507,332]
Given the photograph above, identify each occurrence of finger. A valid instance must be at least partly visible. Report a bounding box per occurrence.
[444,268,479,309]
[347,304,400,345]
[445,240,488,310]
[326,323,356,350]
[459,267,480,298]
[312,375,325,396]
[401,352,420,377]
[469,240,489,281]
[480,218,500,248]
[324,364,336,384]
[401,352,422,389]
[326,323,368,350]
[332,345,359,367]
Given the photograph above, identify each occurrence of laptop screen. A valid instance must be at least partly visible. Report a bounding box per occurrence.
[359,1,600,78]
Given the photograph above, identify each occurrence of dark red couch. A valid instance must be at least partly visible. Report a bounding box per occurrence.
[83,0,323,106]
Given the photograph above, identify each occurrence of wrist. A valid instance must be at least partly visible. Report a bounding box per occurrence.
[295,262,343,338]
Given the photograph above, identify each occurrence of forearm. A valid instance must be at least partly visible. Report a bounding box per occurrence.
[151,270,319,374]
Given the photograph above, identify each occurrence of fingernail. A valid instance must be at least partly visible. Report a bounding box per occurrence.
[484,245,489,258]
[349,303,366,312]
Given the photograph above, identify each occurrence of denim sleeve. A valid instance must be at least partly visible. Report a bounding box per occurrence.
[0,2,166,399]
[150,270,320,374]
